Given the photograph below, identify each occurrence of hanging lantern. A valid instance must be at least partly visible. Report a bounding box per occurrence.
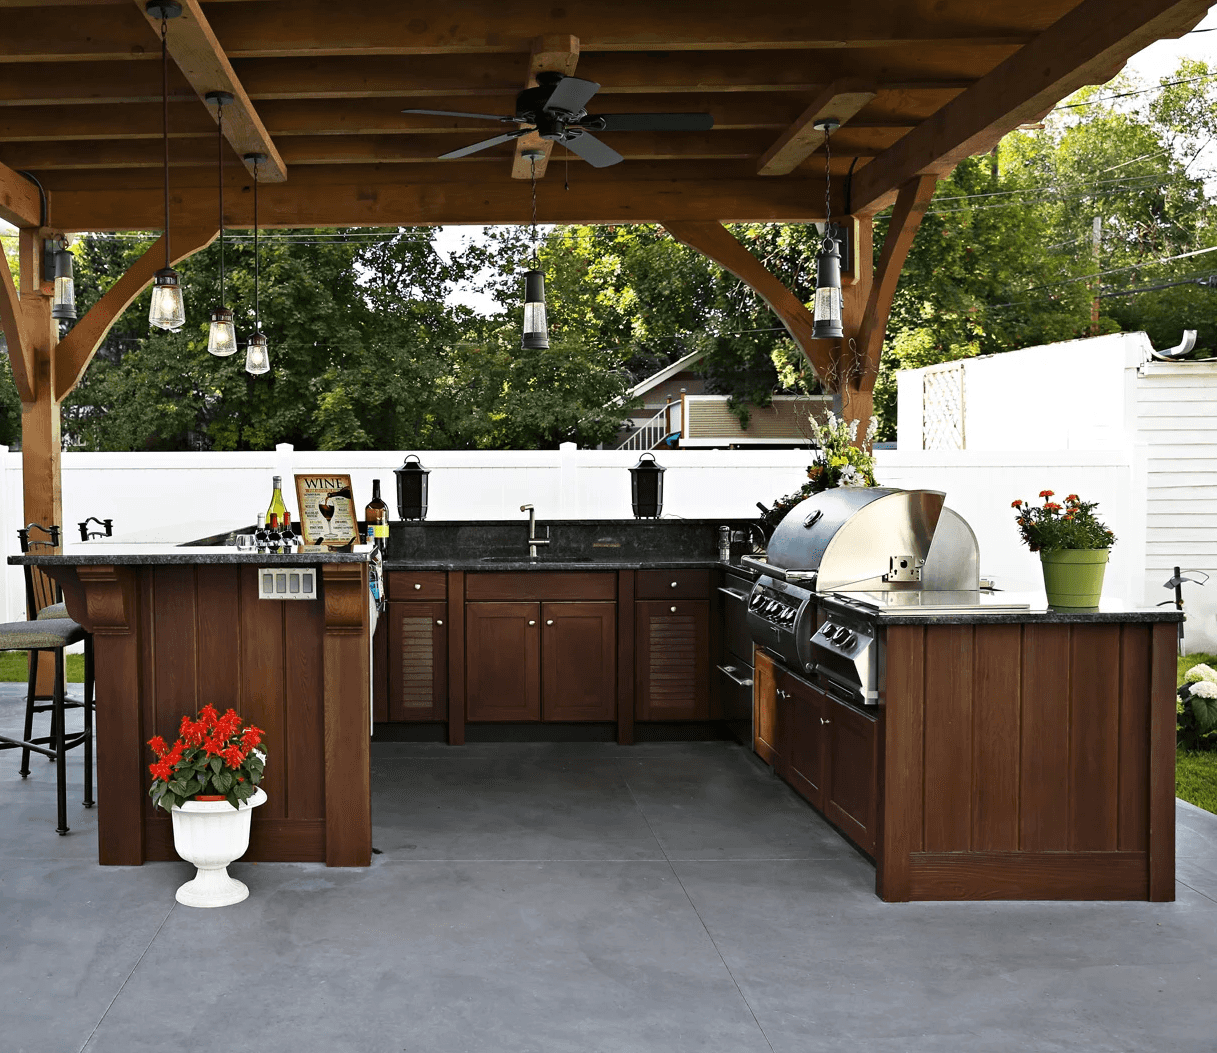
[395,455,430,520]
[48,240,76,321]
[147,1,186,332]
[208,306,237,356]
[811,233,844,340]
[521,268,549,350]
[245,330,270,375]
[206,90,238,356]
[149,267,186,331]
[630,453,665,519]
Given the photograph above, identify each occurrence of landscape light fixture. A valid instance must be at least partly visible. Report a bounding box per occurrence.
[244,152,270,375]
[206,90,237,356]
[811,117,844,341]
[521,151,549,350]
[630,452,666,519]
[44,237,76,321]
[394,454,430,521]
[147,1,186,332]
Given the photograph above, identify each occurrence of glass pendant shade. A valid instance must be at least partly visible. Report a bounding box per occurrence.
[245,330,270,375]
[149,267,186,331]
[208,306,237,356]
[811,238,844,340]
[51,247,76,321]
[521,269,549,350]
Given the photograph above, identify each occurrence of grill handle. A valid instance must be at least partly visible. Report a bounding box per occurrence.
[716,664,754,688]
[717,586,750,603]
[812,664,866,707]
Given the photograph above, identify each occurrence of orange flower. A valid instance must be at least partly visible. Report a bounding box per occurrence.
[1066,494,1079,502]
[1039,489,1054,498]
[1011,500,1023,508]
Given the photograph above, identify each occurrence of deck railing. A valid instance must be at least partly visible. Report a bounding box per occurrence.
[617,397,679,451]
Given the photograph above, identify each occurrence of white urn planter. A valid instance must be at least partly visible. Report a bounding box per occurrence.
[170,787,267,908]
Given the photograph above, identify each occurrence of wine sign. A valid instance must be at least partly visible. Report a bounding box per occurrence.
[294,474,359,548]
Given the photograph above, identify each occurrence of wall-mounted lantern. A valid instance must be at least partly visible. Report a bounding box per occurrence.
[630,453,665,519]
[395,455,430,520]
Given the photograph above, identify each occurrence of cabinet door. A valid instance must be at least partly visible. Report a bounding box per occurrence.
[753,648,779,766]
[466,602,541,721]
[782,672,827,810]
[634,599,710,720]
[541,602,616,721]
[824,697,878,856]
[387,601,448,722]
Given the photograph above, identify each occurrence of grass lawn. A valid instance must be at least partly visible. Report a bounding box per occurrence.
[1178,652,1217,814]
[0,651,84,683]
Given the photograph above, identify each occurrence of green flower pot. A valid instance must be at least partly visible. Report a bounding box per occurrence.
[1040,548,1109,610]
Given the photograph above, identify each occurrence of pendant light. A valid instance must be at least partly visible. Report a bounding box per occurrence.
[205,90,237,356]
[47,237,76,321]
[146,1,186,332]
[244,152,270,375]
[811,118,844,341]
[521,151,549,351]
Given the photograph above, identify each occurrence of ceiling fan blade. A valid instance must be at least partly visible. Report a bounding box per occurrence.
[402,108,518,122]
[561,131,623,168]
[543,76,601,116]
[584,112,714,132]
[438,129,528,159]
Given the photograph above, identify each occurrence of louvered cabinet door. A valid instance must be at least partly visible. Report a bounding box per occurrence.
[634,599,710,721]
[387,601,448,722]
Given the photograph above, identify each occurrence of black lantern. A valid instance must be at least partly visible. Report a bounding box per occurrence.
[395,454,430,520]
[630,453,665,519]
[811,233,844,340]
[521,268,549,350]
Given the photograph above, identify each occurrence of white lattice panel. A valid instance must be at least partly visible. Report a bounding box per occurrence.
[922,363,966,450]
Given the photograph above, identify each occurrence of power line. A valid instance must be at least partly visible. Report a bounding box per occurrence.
[1052,71,1217,111]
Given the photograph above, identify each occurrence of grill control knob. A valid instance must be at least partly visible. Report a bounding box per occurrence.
[841,631,857,649]
[832,625,851,644]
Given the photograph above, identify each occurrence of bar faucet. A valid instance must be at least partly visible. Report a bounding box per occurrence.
[520,504,550,558]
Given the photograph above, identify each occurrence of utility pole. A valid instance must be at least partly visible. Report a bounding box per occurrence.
[1091,216,1102,337]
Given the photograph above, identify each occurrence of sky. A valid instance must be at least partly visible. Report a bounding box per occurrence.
[5,9,1217,317]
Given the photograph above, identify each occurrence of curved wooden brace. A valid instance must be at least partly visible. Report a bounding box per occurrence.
[0,236,34,403]
[53,226,217,402]
[663,220,834,386]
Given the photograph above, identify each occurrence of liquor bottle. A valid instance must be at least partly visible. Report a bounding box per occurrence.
[281,510,295,550]
[365,479,389,551]
[254,513,267,551]
[266,475,289,529]
[267,512,281,552]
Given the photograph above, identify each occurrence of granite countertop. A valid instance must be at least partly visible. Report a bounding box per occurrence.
[819,591,1184,625]
[383,557,726,572]
[11,546,371,565]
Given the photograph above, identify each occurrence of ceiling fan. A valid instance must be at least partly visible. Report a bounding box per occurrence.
[402,72,713,168]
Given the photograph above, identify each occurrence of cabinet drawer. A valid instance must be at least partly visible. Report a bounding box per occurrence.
[636,569,712,599]
[387,571,447,600]
[466,572,615,601]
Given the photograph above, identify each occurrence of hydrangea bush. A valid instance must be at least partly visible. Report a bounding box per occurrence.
[1179,664,1217,751]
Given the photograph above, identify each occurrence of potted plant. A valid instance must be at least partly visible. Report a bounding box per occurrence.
[1011,491,1115,609]
[148,705,267,908]
[758,413,878,532]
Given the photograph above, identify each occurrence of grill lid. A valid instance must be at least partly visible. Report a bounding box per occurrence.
[765,488,947,592]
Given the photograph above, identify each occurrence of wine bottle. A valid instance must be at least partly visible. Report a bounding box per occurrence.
[254,513,267,551]
[267,512,281,552]
[282,510,295,550]
[365,479,389,551]
[266,475,289,529]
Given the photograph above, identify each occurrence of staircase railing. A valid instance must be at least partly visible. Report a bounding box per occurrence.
[617,396,679,450]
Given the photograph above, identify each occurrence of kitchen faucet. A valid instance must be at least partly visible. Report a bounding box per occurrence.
[520,504,551,559]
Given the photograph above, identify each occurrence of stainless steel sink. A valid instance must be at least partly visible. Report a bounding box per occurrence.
[479,555,597,564]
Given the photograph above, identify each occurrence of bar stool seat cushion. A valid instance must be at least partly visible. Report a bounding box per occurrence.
[37,602,68,620]
[0,618,85,650]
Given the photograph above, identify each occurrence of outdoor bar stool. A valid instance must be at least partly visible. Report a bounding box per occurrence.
[13,524,96,820]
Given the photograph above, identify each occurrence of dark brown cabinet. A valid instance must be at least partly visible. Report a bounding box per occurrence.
[541,602,617,721]
[634,598,710,720]
[782,671,828,811]
[386,601,448,721]
[823,696,878,855]
[466,602,542,721]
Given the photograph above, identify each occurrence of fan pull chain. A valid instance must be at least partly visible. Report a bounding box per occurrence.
[565,146,570,192]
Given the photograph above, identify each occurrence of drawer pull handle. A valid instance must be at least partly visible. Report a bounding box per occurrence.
[670,606,677,613]
[670,581,678,588]
[436,620,443,626]
[820,717,830,725]
[413,583,421,590]
[528,620,536,626]
[546,619,554,625]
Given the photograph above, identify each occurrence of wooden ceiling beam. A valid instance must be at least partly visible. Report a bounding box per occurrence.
[850,0,1213,211]
[132,0,286,182]
[512,35,581,181]
[47,177,846,230]
[757,81,876,176]
[0,159,41,226]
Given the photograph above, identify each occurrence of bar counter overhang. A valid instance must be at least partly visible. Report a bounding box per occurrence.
[14,543,374,867]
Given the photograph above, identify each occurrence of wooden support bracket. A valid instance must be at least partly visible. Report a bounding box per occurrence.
[512,35,580,181]
[0,233,35,402]
[53,225,217,402]
[757,80,876,177]
[664,220,834,387]
[0,160,41,228]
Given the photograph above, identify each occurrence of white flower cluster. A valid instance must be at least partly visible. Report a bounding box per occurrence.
[838,464,864,487]
[1189,680,1217,699]
[1184,663,1217,684]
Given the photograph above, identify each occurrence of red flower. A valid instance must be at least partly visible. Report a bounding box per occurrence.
[1066,494,1079,503]
[1011,500,1023,508]
[1039,489,1054,498]
[198,704,219,728]
[148,735,167,756]
[1044,502,1062,511]
[241,726,263,750]
[221,746,245,768]
[149,760,173,782]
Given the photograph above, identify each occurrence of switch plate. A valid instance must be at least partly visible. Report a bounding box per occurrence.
[258,567,317,600]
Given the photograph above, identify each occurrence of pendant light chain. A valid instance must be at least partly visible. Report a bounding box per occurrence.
[160,11,171,266]
[253,154,260,327]
[529,155,539,267]
[217,103,224,304]
[823,124,833,247]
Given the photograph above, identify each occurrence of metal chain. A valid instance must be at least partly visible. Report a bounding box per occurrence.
[161,13,171,265]
[217,102,224,303]
[253,155,260,326]
[823,124,833,246]
[530,156,539,266]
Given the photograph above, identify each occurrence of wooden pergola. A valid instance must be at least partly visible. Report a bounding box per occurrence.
[0,0,1210,538]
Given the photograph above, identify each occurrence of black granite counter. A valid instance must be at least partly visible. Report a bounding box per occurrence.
[11,546,369,566]
[819,591,1184,625]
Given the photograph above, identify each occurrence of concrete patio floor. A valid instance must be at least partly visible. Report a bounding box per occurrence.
[2,685,1216,1053]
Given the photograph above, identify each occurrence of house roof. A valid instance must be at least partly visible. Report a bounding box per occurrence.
[628,349,706,400]
[0,1,1209,232]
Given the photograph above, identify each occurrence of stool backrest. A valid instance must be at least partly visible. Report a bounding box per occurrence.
[17,523,61,620]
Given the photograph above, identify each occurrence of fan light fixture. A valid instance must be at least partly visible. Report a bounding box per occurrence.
[811,118,844,341]
[44,237,76,321]
[521,150,549,351]
[147,1,186,332]
[206,90,237,356]
[244,152,270,375]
